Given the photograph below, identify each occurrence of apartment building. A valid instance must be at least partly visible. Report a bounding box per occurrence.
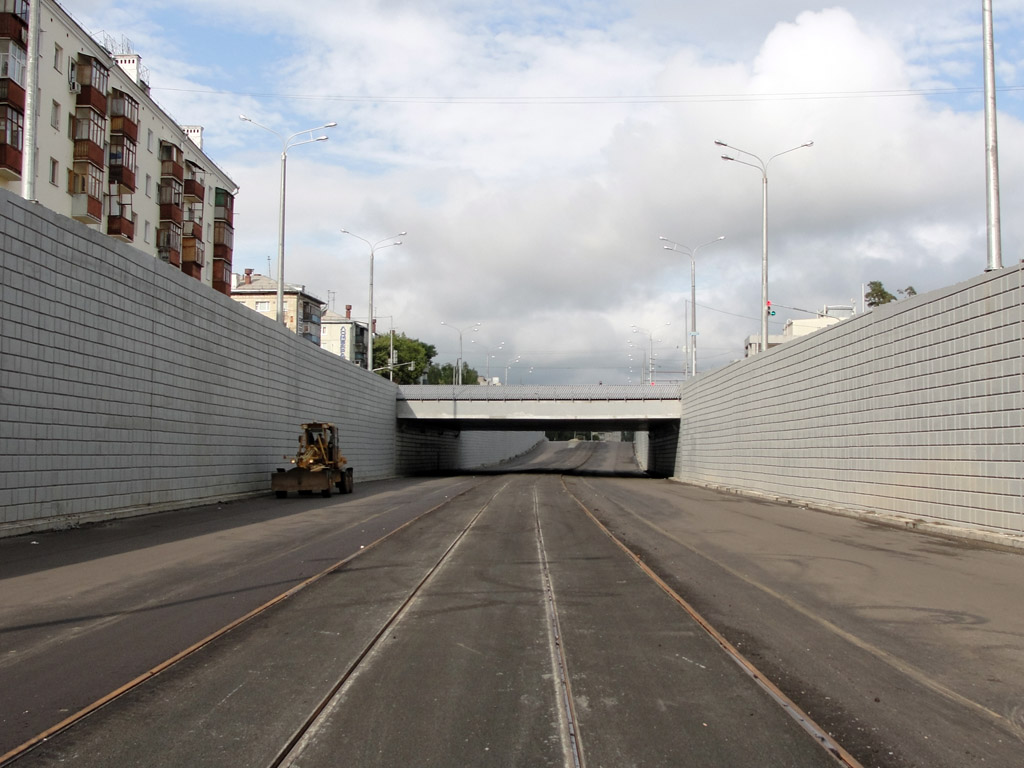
[230,270,326,346]
[321,305,370,367]
[0,0,237,294]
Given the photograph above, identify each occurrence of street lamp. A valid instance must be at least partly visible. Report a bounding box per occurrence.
[631,323,669,384]
[239,115,336,324]
[504,355,522,385]
[440,322,480,385]
[715,139,812,352]
[341,230,406,371]
[660,235,725,377]
[471,339,505,384]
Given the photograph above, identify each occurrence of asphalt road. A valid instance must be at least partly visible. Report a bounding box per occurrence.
[1,440,1022,767]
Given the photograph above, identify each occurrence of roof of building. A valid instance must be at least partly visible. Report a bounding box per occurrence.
[322,310,368,327]
[231,273,325,303]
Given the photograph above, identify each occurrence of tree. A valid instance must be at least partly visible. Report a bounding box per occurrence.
[371,333,436,384]
[897,286,917,298]
[865,280,896,307]
[425,361,481,385]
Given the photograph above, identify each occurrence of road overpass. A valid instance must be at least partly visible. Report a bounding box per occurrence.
[396,384,683,432]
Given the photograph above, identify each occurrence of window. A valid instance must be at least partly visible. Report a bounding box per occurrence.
[48,158,58,186]
[0,105,23,149]
[0,39,26,86]
[53,43,62,73]
[108,134,136,172]
[1,1,28,24]
[70,163,103,198]
[158,178,182,206]
[67,113,74,139]
[50,100,60,129]
[144,220,151,243]
[74,108,105,146]
[145,173,152,197]
[255,301,270,312]
[147,128,153,152]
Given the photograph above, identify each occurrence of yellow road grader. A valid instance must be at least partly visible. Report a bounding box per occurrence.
[271,422,354,498]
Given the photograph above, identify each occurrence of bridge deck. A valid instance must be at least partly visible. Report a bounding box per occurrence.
[396,384,683,432]
[397,384,683,401]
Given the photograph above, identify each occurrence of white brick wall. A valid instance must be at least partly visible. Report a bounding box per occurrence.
[676,265,1024,534]
[0,191,535,534]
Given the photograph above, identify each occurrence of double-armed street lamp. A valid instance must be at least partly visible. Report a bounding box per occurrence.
[660,235,725,377]
[715,139,812,353]
[239,115,336,324]
[440,322,480,385]
[340,230,406,371]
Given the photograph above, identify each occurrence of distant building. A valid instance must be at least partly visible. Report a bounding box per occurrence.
[230,270,325,346]
[321,305,370,366]
[0,0,237,294]
[744,304,855,357]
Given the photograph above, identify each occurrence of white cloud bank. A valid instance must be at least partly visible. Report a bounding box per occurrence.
[64,1,1024,382]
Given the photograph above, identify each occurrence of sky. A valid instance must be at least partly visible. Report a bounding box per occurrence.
[60,0,1024,384]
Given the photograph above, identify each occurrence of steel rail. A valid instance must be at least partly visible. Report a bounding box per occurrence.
[0,482,485,768]
[561,476,866,768]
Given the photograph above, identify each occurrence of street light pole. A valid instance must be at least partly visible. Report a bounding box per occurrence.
[504,355,521,385]
[660,235,725,377]
[471,339,505,384]
[341,230,406,371]
[715,139,812,353]
[440,322,480,385]
[631,323,669,384]
[240,115,336,325]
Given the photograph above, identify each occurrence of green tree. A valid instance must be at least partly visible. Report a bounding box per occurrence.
[897,286,917,298]
[371,333,436,384]
[425,361,481,385]
[865,280,896,307]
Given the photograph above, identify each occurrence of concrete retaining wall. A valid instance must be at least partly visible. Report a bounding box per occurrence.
[676,264,1024,534]
[0,190,538,535]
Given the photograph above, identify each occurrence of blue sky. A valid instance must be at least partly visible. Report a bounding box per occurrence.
[60,0,1024,382]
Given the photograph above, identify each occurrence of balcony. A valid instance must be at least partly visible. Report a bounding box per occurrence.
[183,177,205,202]
[76,84,107,115]
[158,245,181,267]
[212,260,231,295]
[159,202,183,225]
[0,13,27,46]
[109,114,138,142]
[0,141,20,180]
[213,242,233,263]
[71,193,102,223]
[107,212,134,241]
[182,238,205,269]
[73,139,104,168]
[182,219,202,240]
[108,164,135,193]
[214,187,234,226]
[0,78,24,111]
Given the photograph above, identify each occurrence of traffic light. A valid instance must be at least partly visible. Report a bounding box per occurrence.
[766,300,776,316]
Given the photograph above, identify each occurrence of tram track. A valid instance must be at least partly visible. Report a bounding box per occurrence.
[0,479,490,767]
[4,469,864,767]
[560,475,864,768]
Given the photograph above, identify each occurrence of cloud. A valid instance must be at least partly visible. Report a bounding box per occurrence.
[58,1,1024,383]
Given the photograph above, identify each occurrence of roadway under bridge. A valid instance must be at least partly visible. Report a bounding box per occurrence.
[396,384,683,432]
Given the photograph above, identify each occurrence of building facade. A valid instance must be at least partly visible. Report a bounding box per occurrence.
[321,306,369,367]
[0,0,237,294]
[230,270,326,346]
